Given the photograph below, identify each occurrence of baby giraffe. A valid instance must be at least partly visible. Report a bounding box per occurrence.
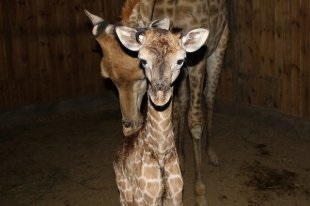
[113,18,209,205]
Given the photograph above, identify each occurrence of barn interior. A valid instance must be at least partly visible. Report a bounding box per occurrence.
[0,0,309,205]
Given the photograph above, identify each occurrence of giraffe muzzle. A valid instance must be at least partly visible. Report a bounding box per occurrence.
[122,119,143,136]
[149,85,172,107]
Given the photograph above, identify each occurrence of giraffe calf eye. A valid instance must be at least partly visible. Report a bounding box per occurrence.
[140,59,147,66]
[177,59,184,66]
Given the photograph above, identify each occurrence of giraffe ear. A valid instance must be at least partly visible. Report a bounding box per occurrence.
[181,28,209,52]
[149,17,170,30]
[116,26,141,51]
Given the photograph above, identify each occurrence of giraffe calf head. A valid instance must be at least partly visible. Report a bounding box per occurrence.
[116,18,209,107]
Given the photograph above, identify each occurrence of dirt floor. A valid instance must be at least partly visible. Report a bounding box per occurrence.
[0,95,310,206]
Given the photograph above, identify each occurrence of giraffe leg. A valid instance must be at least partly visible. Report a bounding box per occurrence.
[139,154,164,206]
[163,149,184,206]
[113,162,134,205]
[173,96,181,169]
[188,58,208,206]
[173,70,189,172]
[204,24,229,166]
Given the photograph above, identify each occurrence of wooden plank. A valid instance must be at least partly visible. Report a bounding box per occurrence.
[274,0,290,115]
[0,81,7,108]
[255,0,264,78]
[36,0,51,101]
[235,0,247,102]
[3,1,15,81]
[1,1,15,107]
[300,0,310,119]
[23,0,39,102]
[46,0,64,100]
[282,0,292,115]
[12,1,31,80]
[218,0,233,101]
[71,19,82,98]
[230,0,240,103]
[262,0,276,78]
[252,0,262,106]
[57,0,73,99]
[289,0,301,116]
[223,0,235,102]
[239,0,252,76]
[0,0,8,81]
[53,0,65,99]
[265,1,278,109]
[274,0,284,112]
[75,0,93,97]
[236,0,254,104]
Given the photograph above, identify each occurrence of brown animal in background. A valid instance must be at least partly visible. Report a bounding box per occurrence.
[85,0,145,137]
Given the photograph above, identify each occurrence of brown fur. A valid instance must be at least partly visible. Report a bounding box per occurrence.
[143,29,181,56]
[87,2,146,136]
[97,33,144,136]
[97,34,141,82]
[116,124,145,161]
[121,0,140,22]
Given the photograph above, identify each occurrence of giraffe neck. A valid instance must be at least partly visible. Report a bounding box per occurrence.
[144,96,174,165]
[139,0,227,32]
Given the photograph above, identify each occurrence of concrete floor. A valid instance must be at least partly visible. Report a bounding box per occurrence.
[0,96,309,206]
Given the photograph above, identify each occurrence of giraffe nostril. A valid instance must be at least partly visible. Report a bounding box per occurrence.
[153,80,168,91]
[122,120,132,128]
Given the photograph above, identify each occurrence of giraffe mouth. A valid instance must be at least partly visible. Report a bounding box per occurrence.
[122,119,143,136]
[149,89,172,107]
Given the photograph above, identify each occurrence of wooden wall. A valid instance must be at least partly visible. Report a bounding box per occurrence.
[0,0,309,120]
[218,0,310,119]
[0,0,124,109]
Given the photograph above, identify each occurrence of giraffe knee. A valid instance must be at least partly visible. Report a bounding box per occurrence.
[190,125,203,140]
[194,179,206,196]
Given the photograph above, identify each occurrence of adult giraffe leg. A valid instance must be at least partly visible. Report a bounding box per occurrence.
[173,69,189,172]
[204,24,229,166]
[188,58,208,206]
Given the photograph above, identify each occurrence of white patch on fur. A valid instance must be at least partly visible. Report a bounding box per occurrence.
[190,126,202,140]
[92,25,99,36]
[105,25,114,34]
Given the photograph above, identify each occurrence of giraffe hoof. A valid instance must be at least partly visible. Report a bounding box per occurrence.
[195,195,208,206]
[195,181,208,206]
